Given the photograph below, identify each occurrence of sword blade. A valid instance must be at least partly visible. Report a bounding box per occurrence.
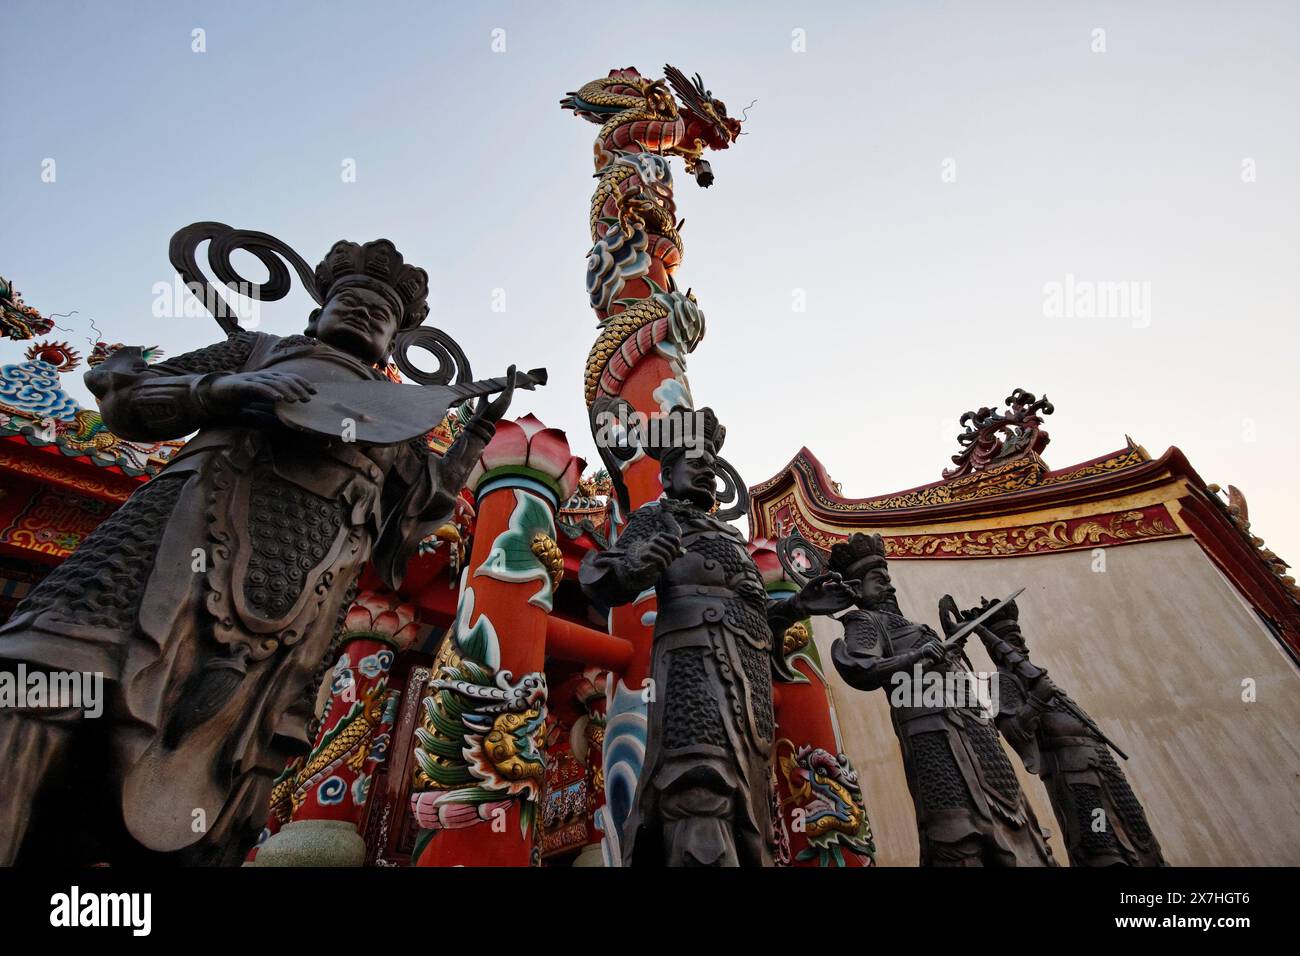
[942,587,1026,647]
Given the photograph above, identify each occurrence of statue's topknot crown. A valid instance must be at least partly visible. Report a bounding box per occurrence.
[828,532,888,576]
[315,239,429,328]
[645,405,726,463]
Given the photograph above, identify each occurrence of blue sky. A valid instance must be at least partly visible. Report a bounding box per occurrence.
[3,1,1298,559]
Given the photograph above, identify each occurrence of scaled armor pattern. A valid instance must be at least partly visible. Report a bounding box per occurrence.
[829,533,1056,866]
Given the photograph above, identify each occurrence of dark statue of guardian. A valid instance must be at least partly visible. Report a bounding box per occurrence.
[0,232,523,864]
[579,407,855,865]
[829,533,1056,866]
[951,595,1166,867]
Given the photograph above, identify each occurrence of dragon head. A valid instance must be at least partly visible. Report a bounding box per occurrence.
[663,64,743,186]
[777,743,875,866]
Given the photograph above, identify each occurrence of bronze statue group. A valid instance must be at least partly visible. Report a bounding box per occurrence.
[0,230,1164,867]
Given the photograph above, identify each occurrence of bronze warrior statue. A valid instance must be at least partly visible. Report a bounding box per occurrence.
[947,596,1166,867]
[0,232,522,864]
[829,533,1056,866]
[579,407,854,866]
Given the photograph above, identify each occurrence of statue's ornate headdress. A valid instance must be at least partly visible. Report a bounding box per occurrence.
[589,397,748,521]
[168,222,470,384]
[828,532,888,578]
[313,239,429,330]
[643,405,725,465]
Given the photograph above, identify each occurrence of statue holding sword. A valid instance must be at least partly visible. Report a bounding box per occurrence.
[827,532,1056,866]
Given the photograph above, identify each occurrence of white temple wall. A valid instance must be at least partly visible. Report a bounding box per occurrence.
[810,537,1300,866]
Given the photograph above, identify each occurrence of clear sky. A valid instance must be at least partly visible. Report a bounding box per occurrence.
[3,1,1298,561]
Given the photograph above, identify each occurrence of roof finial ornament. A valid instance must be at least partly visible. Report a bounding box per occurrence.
[944,388,1054,479]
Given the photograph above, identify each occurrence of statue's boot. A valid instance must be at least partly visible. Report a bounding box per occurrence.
[919,809,987,866]
[923,834,986,866]
[0,705,81,864]
[658,765,739,866]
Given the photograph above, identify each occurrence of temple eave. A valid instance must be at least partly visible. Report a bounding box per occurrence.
[749,442,1300,656]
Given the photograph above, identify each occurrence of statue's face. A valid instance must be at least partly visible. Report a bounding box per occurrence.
[856,562,895,607]
[314,286,400,364]
[663,449,717,509]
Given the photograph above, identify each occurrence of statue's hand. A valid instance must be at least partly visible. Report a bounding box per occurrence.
[467,365,517,430]
[437,367,518,492]
[794,572,856,616]
[911,640,947,666]
[967,594,1020,631]
[205,370,317,413]
[625,530,682,585]
[921,641,947,663]
[896,638,946,671]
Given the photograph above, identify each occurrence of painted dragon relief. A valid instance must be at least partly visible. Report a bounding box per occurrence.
[268,670,399,824]
[777,740,876,866]
[409,567,551,851]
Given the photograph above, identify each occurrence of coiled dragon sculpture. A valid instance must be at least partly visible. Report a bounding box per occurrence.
[561,65,751,866]
[562,65,743,412]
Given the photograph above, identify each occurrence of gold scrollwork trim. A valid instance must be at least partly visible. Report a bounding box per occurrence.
[756,447,1148,517]
[889,510,1179,558]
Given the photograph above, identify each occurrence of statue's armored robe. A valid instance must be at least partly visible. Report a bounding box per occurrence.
[0,331,459,863]
[993,675,1166,867]
[833,608,1056,867]
[580,499,799,866]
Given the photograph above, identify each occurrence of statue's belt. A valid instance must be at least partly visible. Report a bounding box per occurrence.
[163,427,385,494]
[661,584,760,601]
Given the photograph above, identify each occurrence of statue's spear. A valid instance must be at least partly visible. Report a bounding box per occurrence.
[941,588,1131,760]
[1053,694,1130,760]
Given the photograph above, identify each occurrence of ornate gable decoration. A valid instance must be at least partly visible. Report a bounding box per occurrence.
[945,388,1053,479]
[1212,483,1300,606]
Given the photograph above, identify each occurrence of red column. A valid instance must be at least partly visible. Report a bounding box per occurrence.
[411,415,583,866]
[751,540,876,867]
[247,589,419,866]
[573,93,714,863]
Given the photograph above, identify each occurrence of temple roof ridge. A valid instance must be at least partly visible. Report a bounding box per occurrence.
[753,438,1157,509]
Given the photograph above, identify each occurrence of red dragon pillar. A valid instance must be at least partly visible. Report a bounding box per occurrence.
[562,64,745,863]
[409,414,583,866]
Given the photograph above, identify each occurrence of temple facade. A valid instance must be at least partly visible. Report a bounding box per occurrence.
[1,63,1297,867]
[6,287,1297,867]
